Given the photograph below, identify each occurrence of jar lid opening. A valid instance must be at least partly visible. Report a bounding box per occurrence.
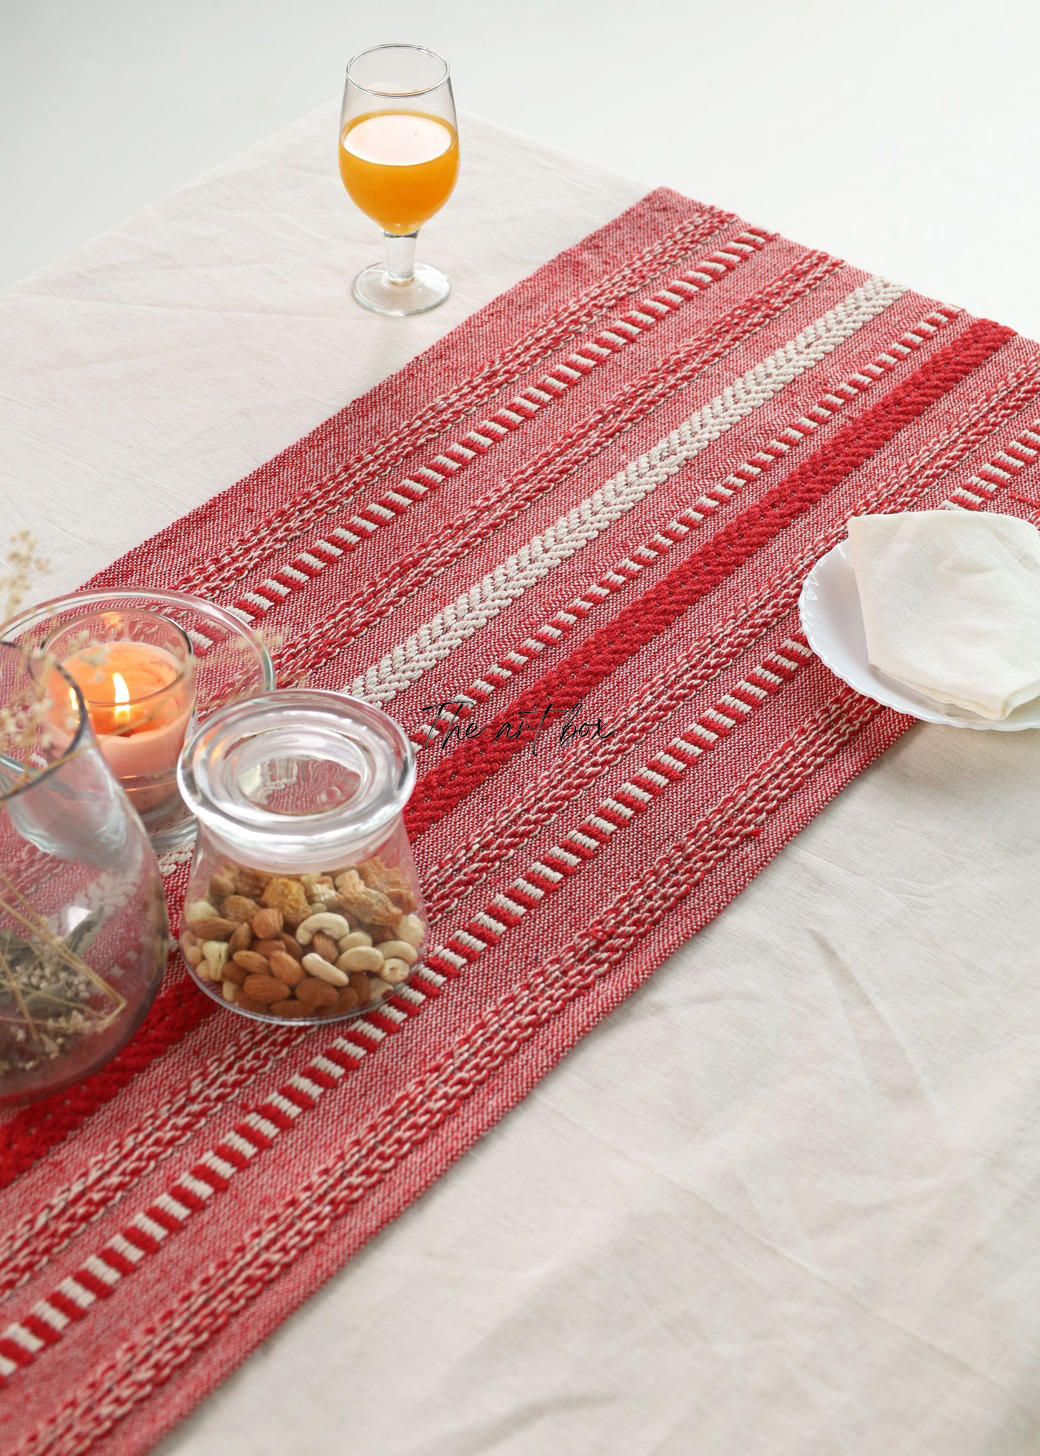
[177,691,415,863]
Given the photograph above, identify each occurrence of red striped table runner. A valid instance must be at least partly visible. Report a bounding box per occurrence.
[3,186,1040,1455]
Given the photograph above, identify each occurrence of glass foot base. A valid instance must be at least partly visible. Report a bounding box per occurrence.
[352,261,451,316]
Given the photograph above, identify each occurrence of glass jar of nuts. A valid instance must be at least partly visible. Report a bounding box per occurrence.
[176,690,426,1023]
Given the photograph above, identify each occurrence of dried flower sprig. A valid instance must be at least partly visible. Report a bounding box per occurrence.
[2,530,49,623]
[0,869,126,1031]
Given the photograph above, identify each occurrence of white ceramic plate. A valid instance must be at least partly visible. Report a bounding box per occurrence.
[797,540,1040,731]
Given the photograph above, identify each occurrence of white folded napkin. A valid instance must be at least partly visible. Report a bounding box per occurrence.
[847,510,1040,720]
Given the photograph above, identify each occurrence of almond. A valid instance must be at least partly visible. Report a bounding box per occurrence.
[251,906,284,940]
[271,999,308,1018]
[187,916,237,940]
[242,974,287,1004]
[311,931,341,964]
[229,922,253,953]
[279,933,304,962]
[269,951,305,986]
[235,993,268,1014]
[248,938,282,958]
[233,950,270,975]
[295,977,338,1009]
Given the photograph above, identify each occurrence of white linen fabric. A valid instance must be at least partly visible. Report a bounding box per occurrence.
[3,105,1039,1456]
[850,511,1040,719]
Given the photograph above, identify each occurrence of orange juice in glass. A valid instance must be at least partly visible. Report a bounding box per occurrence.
[339,46,459,315]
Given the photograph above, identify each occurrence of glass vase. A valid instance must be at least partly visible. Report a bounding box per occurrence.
[0,642,170,1105]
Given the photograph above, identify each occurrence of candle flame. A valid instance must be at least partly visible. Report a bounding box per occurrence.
[112,672,132,728]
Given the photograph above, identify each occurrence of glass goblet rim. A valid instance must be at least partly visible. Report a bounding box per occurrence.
[345,42,450,99]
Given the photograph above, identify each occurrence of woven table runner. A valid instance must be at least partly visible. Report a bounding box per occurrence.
[3,185,1040,1455]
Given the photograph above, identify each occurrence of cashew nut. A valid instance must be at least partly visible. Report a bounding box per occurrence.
[337,930,372,951]
[202,940,230,976]
[185,899,219,925]
[336,945,383,974]
[376,939,418,966]
[296,912,351,946]
[395,914,426,948]
[301,952,349,986]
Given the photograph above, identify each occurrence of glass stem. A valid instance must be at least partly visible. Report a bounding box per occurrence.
[384,231,418,286]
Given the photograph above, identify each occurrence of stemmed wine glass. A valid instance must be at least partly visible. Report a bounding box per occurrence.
[339,44,460,316]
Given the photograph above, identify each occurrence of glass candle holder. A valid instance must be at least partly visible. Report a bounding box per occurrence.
[177,690,426,1024]
[1,589,276,852]
[0,643,170,1105]
[45,609,196,821]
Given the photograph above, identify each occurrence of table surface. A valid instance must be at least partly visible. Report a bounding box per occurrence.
[5,0,1040,343]
[4,105,1040,1456]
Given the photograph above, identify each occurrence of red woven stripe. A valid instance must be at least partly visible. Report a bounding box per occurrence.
[406,318,1011,838]
[143,1204,182,1236]
[213,1143,251,1173]
[114,1229,157,1259]
[387,994,422,1018]
[424,952,465,978]
[19,1315,61,1348]
[255,1101,296,1131]
[168,1184,207,1214]
[232,1122,273,1151]
[366,1011,403,1035]
[298,1067,338,1092]
[46,1293,86,1324]
[190,1162,229,1193]
[0,1339,34,1369]
[319,1047,359,1072]
[72,1269,113,1301]
[0,977,214,1190]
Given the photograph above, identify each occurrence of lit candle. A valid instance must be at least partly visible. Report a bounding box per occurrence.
[60,638,195,810]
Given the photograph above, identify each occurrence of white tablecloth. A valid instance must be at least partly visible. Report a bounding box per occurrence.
[3,105,1039,1456]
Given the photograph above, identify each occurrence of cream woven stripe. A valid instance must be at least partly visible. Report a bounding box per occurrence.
[352,276,905,704]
